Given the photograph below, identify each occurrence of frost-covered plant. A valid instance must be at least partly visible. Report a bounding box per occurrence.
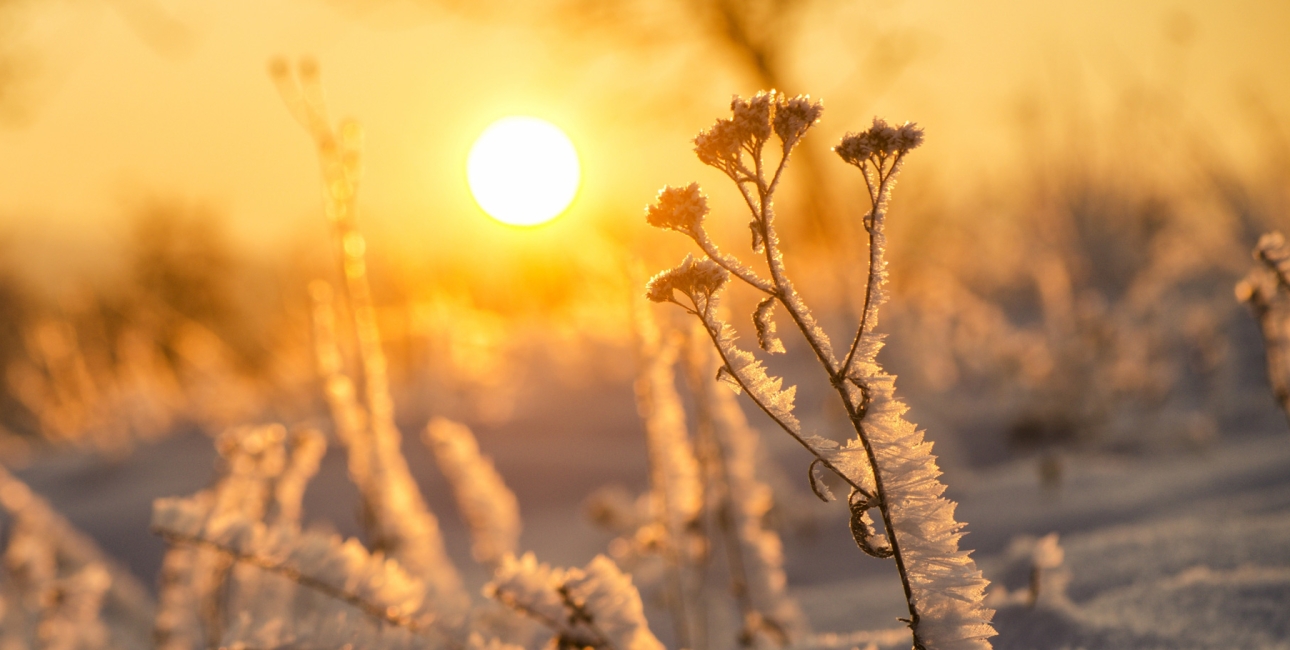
[153,424,323,649]
[486,553,664,650]
[680,328,807,649]
[274,57,471,630]
[0,465,155,649]
[982,533,1068,610]
[646,92,995,649]
[1236,231,1290,427]
[424,417,522,569]
[151,432,450,649]
[586,293,806,650]
[627,296,705,649]
[5,312,265,456]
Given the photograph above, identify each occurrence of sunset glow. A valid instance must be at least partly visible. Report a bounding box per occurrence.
[466,117,580,227]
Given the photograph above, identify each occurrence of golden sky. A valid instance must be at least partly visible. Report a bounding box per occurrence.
[0,0,1286,288]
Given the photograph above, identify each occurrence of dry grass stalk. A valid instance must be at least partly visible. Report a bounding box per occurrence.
[273,57,468,624]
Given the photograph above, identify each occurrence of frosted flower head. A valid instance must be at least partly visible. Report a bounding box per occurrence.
[773,94,823,146]
[895,121,925,151]
[732,91,774,143]
[695,118,745,170]
[835,118,924,166]
[646,183,708,235]
[646,255,729,305]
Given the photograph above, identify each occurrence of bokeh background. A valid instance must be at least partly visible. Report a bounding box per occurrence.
[0,0,1289,646]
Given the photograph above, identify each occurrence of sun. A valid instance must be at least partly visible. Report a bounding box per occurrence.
[467,116,581,227]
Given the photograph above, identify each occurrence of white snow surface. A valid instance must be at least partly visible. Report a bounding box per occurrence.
[5,377,1290,650]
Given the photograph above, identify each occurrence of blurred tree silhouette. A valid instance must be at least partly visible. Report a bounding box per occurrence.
[129,202,236,331]
[0,250,39,436]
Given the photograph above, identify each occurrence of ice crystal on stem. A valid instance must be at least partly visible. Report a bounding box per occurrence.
[647,94,994,649]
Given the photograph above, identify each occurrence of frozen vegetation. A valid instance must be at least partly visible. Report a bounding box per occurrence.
[0,67,1287,650]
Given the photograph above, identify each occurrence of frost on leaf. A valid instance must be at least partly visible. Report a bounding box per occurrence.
[487,553,663,650]
[851,363,996,649]
[424,418,521,569]
[716,365,743,394]
[753,297,786,354]
[695,311,808,458]
[820,439,876,498]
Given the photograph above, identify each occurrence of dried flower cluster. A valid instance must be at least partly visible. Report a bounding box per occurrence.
[646,255,730,308]
[835,118,924,166]
[647,183,709,236]
[694,91,822,176]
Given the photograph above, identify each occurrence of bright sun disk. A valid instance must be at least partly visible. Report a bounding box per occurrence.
[467,116,580,227]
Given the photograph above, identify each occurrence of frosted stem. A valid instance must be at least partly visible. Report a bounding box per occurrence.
[841,157,904,379]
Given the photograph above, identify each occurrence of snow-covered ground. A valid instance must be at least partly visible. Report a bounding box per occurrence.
[8,376,1290,649]
[800,432,1290,649]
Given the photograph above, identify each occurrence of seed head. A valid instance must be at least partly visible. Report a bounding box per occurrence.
[895,121,925,151]
[731,91,774,143]
[646,255,729,305]
[695,118,745,170]
[773,94,824,146]
[836,118,924,166]
[646,183,709,235]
